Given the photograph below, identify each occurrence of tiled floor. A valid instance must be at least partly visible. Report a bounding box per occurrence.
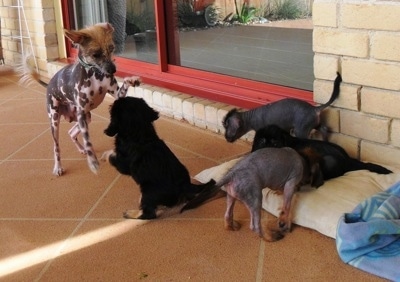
[0,72,384,281]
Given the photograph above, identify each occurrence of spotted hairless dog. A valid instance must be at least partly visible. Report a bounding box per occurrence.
[223,72,342,142]
[29,23,140,176]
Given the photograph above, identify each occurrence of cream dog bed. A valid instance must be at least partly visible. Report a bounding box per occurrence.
[194,158,400,238]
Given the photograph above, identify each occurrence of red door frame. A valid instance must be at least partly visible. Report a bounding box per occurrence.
[61,0,312,109]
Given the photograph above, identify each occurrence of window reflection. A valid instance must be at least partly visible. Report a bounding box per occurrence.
[173,0,313,90]
[121,0,157,63]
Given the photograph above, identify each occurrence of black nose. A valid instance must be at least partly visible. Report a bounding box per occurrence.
[105,62,116,74]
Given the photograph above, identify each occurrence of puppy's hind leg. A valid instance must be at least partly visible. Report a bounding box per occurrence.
[68,123,85,154]
[224,193,241,231]
[242,189,283,242]
[278,182,296,233]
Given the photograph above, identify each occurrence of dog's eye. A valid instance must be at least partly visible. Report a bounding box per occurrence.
[93,51,103,59]
[108,45,115,52]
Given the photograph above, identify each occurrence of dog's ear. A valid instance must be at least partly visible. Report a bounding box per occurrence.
[311,163,324,188]
[104,100,127,136]
[298,147,324,188]
[139,99,159,123]
[223,108,238,128]
[95,22,114,32]
[104,104,120,136]
[64,29,90,45]
[104,121,118,137]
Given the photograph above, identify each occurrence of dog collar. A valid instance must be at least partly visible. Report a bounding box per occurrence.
[77,55,103,74]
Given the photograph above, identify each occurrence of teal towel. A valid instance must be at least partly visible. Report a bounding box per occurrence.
[336,181,400,281]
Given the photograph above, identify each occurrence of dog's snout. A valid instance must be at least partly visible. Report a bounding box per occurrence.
[104,61,116,74]
[225,135,235,143]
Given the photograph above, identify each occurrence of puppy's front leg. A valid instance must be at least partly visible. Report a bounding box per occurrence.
[112,76,141,99]
[77,110,99,174]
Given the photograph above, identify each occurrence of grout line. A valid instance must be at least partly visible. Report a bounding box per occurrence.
[166,139,248,165]
[164,141,221,165]
[34,174,121,281]
[0,127,50,165]
[256,240,265,282]
[0,122,48,125]
[4,158,86,162]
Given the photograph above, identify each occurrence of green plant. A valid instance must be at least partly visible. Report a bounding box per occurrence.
[177,0,194,26]
[233,0,258,24]
[269,0,304,20]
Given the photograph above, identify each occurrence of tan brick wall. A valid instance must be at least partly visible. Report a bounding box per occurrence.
[313,0,400,164]
[0,0,57,76]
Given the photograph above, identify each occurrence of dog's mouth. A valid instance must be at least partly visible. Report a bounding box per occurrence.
[102,61,116,75]
[225,136,235,143]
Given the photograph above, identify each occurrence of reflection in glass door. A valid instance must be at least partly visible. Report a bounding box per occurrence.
[172,0,313,90]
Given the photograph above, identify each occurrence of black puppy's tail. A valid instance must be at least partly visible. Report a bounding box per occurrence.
[349,159,392,174]
[316,72,342,112]
[187,179,216,193]
[181,181,225,213]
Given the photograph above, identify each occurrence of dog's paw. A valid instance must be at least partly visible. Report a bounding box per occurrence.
[277,220,291,233]
[123,210,140,219]
[53,166,64,176]
[100,150,114,162]
[224,220,241,231]
[126,76,141,87]
[87,157,99,175]
[123,209,157,220]
[264,230,285,242]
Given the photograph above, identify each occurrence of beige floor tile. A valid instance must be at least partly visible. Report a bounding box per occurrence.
[39,219,261,281]
[0,160,119,218]
[0,221,79,281]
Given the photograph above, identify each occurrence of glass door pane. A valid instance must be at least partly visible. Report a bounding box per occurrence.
[172,0,313,90]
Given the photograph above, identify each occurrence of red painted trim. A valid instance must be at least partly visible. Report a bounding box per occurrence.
[61,0,74,57]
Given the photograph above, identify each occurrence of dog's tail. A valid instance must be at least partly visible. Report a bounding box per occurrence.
[315,72,342,112]
[181,180,225,213]
[348,159,392,175]
[17,53,47,88]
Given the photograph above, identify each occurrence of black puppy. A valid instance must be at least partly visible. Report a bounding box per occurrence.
[251,125,392,182]
[102,97,214,219]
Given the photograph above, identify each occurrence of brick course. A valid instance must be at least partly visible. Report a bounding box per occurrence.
[314,0,400,163]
